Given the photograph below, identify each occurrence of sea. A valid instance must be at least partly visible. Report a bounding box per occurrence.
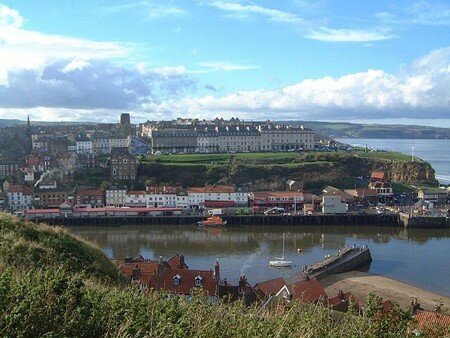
[336,138,450,185]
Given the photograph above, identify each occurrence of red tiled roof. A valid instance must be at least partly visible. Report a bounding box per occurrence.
[167,254,189,270]
[254,277,286,297]
[188,187,205,193]
[148,267,217,296]
[27,207,182,215]
[26,208,60,214]
[117,260,159,277]
[288,277,327,303]
[344,189,379,197]
[327,291,360,312]
[371,171,386,181]
[126,190,147,195]
[204,201,235,207]
[415,311,450,329]
[76,189,103,196]
[9,185,34,195]
[204,185,235,193]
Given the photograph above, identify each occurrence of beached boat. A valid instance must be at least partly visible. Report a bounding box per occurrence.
[197,215,227,227]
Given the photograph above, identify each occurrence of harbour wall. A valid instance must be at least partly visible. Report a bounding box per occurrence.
[286,247,372,284]
[36,213,400,227]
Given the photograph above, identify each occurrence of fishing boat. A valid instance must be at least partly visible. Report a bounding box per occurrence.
[269,233,292,267]
[197,215,227,227]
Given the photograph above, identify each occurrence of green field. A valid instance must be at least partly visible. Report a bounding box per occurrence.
[140,150,417,166]
[136,149,435,189]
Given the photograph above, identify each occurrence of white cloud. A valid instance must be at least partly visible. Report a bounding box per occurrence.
[209,1,395,43]
[144,47,450,120]
[0,4,195,117]
[376,1,450,26]
[0,5,129,85]
[102,1,187,20]
[305,27,396,42]
[194,61,259,72]
[210,1,307,25]
[0,4,23,27]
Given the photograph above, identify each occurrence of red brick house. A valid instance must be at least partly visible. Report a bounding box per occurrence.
[74,189,105,207]
[118,254,220,299]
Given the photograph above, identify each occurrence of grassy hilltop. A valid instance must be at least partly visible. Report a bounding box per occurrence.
[0,213,443,337]
[138,151,437,189]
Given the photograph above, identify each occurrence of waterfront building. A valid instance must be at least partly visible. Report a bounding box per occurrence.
[74,189,105,208]
[125,190,147,207]
[344,188,379,206]
[322,196,347,214]
[6,185,34,212]
[105,189,126,207]
[250,191,304,210]
[417,188,448,204]
[33,189,73,209]
[368,181,394,204]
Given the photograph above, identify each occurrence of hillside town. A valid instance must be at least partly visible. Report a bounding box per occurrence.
[0,116,449,221]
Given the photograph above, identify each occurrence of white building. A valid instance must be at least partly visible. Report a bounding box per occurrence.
[109,138,130,153]
[92,138,110,155]
[188,187,206,209]
[76,139,93,154]
[145,193,189,209]
[322,196,347,214]
[188,185,239,208]
[258,125,315,151]
[125,191,147,207]
[7,185,33,212]
[106,189,127,207]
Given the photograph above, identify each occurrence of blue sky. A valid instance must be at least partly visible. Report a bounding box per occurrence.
[0,1,450,126]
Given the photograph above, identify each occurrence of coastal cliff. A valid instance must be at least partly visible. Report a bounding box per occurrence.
[138,151,438,189]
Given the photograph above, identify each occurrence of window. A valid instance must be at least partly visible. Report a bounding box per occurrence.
[194,276,203,287]
[173,274,181,286]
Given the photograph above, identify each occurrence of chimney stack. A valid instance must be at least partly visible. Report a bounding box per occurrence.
[132,265,141,282]
[179,254,185,269]
[214,259,220,284]
[238,275,247,294]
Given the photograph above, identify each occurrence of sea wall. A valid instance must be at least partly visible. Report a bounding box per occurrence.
[399,213,449,229]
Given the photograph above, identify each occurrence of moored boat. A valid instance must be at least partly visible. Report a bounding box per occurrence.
[197,215,227,227]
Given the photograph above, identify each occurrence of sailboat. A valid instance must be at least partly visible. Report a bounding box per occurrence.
[269,233,293,267]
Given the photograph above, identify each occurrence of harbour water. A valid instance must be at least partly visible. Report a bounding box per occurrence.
[70,224,450,296]
[336,138,450,184]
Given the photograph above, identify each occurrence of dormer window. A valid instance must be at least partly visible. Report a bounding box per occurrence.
[194,275,203,287]
[173,274,181,286]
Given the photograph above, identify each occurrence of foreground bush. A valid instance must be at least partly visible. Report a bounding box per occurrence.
[0,267,414,338]
[0,214,426,337]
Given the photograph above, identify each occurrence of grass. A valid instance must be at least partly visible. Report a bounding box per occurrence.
[140,150,416,166]
[353,150,419,163]
[0,214,443,337]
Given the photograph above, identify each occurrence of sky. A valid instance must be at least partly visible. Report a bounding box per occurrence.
[0,1,450,126]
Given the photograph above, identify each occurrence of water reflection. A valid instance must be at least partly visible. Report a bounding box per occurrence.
[70,225,450,296]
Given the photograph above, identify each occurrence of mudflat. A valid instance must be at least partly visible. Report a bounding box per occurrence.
[321,271,450,311]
